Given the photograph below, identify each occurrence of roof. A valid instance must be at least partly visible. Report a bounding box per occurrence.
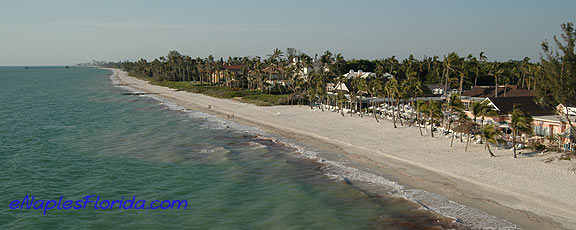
[461,86,533,98]
[334,82,349,92]
[486,96,554,116]
[557,104,576,116]
[343,70,376,79]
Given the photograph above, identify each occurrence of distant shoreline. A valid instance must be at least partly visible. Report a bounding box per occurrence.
[107,68,576,230]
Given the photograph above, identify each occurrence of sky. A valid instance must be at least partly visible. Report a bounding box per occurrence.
[1,0,575,66]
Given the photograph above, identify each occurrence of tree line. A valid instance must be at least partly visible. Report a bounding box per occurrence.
[104,23,574,108]
[101,22,575,155]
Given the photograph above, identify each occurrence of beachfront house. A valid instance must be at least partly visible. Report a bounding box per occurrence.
[263,66,287,86]
[211,64,244,85]
[333,82,350,93]
[291,57,329,80]
[426,83,451,96]
[558,104,576,116]
[460,85,574,151]
[343,70,376,79]
[460,86,534,116]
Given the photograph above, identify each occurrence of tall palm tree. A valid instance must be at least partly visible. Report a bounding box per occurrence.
[416,100,427,136]
[367,78,383,122]
[447,94,464,147]
[266,48,284,94]
[420,100,442,137]
[397,81,410,126]
[357,77,368,117]
[442,52,460,98]
[335,74,348,116]
[481,124,504,157]
[349,76,360,117]
[477,52,488,86]
[490,62,505,97]
[510,104,534,158]
[407,77,423,127]
[457,55,472,96]
[385,78,400,128]
[471,100,499,144]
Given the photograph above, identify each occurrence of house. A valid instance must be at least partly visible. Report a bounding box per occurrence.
[426,83,451,96]
[211,64,244,83]
[342,70,376,79]
[333,82,350,93]
[291,57,328,80]
[460,85,534,112]
[261,66,289,87]
[485,96,554,118]
[460,86,574,150]
[557,104,576,116]
[461,86,550,123]
[531,114,575,151]
[326,83,336,92]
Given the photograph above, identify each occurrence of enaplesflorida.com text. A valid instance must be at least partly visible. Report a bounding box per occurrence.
[10,195,188,215]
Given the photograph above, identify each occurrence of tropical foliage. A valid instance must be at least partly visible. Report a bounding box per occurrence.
[510,104,534,158]
[99,22,575,155]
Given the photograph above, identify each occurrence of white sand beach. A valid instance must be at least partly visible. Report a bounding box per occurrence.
[110,68,576,229]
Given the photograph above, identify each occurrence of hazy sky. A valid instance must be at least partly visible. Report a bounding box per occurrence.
[1,0,575,65]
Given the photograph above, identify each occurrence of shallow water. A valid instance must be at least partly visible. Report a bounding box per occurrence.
[0,67,459,229]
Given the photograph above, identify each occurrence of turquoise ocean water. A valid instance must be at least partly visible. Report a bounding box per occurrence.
[0,67,455,229]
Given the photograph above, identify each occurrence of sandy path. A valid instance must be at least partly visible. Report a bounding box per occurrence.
[110,68,576,229]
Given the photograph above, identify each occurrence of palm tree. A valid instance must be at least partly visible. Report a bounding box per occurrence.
[385,78,400,128]
[442,52,460,98]
[476,52,488,86]
[481,124,504,157]
[267,48,284,94]
[457,55,472,96]
[397,81,410,126]
[447,94,464,147]
[356,77,368,117]
[470,100,498,144]
[490,62,505,97]
[367,78,383,122]
[510,104,534,158]
[419,100,442,137]
[416,100,427,136]
[349,76,360,117]
[334,74,348,116]
[407,78,424,127]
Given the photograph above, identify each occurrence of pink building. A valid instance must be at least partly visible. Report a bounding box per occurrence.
[460,86,574,151]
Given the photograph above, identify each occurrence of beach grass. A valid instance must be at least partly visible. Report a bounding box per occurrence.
[134,76,288,106]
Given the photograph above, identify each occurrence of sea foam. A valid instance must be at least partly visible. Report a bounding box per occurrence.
[110,74,517,230]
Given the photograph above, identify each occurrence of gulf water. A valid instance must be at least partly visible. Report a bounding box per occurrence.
[0,67,453,229]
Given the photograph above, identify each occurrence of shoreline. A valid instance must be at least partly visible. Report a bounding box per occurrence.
[106,68,576,229]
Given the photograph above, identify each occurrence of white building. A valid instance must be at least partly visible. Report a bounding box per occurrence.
[342,70,376,79]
